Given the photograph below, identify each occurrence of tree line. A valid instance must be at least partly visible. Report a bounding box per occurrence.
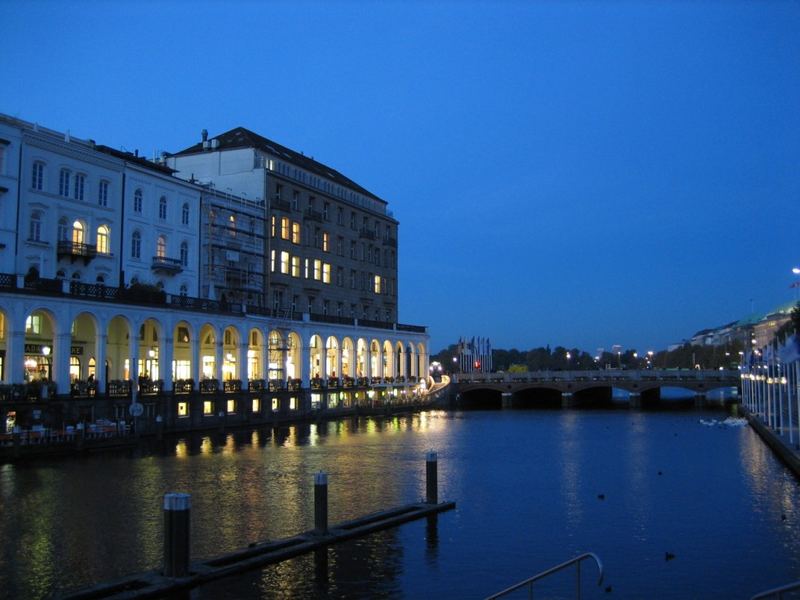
[431,341,746,372]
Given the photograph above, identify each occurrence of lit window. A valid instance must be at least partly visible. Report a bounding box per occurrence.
[280,251,289,274]
[72,220,84,245]
[322,232,329,252]
[59,169,71,197]
[291,256,300,277]
[291,221,300,244]
[203,401,213,415]
[178,402,189,417]
[374,275,382,294]
[159,196,167,220]
[156,235,166,258]
[270,250,276,272]
[97,225,110,254]
[182,203,189,225]
[131,231,141,258]
[304,258,309,278]
[323,263,331,284]
[74,173,85,200]
[133,189,143,213]
[31,161,44,190]
[98,180,109,206]
[281,217,289,240]
[25,315,41,333]
[313,259,321,281]
[270,215,276,237]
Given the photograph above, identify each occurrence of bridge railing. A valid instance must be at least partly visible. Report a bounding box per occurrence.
[453,369,741,385]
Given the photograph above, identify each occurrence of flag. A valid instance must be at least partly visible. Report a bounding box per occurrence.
[779,335,800,363]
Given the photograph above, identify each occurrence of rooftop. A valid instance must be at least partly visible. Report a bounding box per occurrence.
[171,127,386,204]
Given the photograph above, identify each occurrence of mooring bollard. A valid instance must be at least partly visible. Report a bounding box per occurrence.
[163,492,191,578]
[426,451,438,504]
[315,472,328,534]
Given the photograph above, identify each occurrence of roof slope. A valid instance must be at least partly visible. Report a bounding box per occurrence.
[172,127,384,203]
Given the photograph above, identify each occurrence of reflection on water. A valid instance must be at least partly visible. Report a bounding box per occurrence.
[2,408,800,599]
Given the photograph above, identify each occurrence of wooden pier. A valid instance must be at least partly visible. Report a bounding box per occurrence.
[61,453,454,599]
[62,501,455,600]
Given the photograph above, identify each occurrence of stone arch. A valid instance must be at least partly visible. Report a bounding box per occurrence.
[138,317,164,381]
[222,325,240,380]
[268,329,285,381]
[341,337,355,378]
[199,323,218,379]
[287,331,302,381]
[325,335,339,377]
[417,342,427,380]
[248,327,265,381]
[382,340,394,379]
[406,342,416,380]
[357,338,368,378]
[70,311,99,383]
[309,334,323,379]
[23,307,57,383]
[106,314,132,382]
[172,320,194,381]
[370,339,381,379]
[395,341,404,379]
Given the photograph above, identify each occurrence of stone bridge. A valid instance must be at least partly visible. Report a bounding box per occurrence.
[452,369,741,408]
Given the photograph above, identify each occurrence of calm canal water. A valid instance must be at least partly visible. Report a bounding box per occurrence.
[2,405,800,599]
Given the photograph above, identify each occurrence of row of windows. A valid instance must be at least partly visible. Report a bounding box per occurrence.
[28,212,111,255]
[130,232,190,266]
[274,183,394,238]
[31,161,111,207]
[132,188,191,225]
[270,290,393,321]
[271,217,395,268]
[269,162,385,216]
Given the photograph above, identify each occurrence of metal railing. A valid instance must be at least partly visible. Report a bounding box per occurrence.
[485,552,604,600]
[751,580,800,599]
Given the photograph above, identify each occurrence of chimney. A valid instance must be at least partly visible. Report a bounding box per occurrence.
[201,129,208,142]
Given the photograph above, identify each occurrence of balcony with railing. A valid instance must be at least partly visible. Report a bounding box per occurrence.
[151,255,183,275]
[359,228,376,241]
[57,241,97,264]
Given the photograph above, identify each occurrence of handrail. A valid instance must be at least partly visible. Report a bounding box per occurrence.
[485,552,604,600]
[751,579,800,599]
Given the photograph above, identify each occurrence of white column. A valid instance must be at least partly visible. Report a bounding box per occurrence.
[6,327,24,385]
[95,333,107,394]
[53,331,71,395]
[162,336,174,392]
[215,340,223,381]
[191,335,201,384]
[301,342,310,388]
[238,335,249,384]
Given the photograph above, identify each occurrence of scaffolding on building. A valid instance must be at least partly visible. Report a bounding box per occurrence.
[201,185,267,308]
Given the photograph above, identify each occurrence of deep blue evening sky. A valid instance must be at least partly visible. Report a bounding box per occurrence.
[3,1,799,354]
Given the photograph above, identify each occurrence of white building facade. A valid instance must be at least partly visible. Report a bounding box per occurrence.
[0,115,429,431]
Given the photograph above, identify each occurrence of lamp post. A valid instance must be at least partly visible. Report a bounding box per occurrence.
[793,267,800,302]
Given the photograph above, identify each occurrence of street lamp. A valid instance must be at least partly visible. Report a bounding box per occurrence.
[792,267,800,302]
